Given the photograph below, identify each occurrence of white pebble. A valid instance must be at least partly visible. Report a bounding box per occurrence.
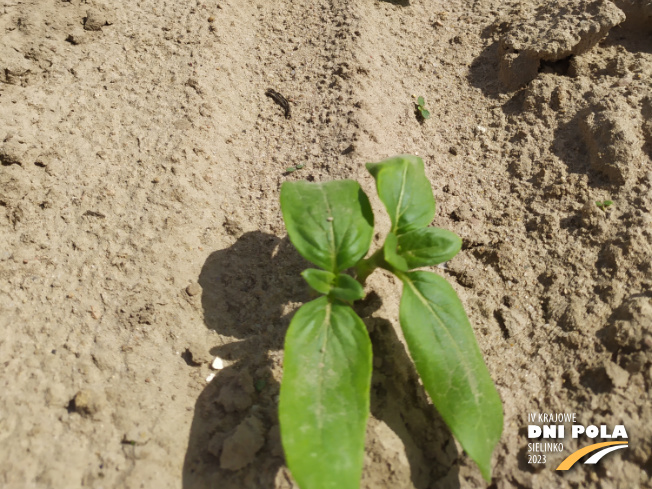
[206,373,216,382]
[211,356,224,370]
[476,125,487,134]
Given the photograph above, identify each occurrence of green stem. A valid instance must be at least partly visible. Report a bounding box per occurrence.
[354,248,385,285]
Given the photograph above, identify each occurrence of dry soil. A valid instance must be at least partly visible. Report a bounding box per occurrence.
[1,0,651,488]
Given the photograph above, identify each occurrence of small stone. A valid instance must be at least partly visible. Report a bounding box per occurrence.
[211,356,225,370]
[0,140,25,166]
[89,306,102,320]
[69,390,103,417]
[65,30,86,45]
[186,282,202,296]
[206,372,216,382]
[448,146,458,156]
[84,9,108,31]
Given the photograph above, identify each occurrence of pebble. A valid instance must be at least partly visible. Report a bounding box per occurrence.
[70,389,103,417]
[84,9,108,31]
[206,373,216,383]
[186,282,202,296]
[211,356,224,370]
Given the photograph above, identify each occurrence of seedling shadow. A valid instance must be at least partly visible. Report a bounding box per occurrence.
[183,231,461,488]
[183,231,307,489]
[358,308,461,488]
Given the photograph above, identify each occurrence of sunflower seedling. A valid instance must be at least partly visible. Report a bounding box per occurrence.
[279,155,503,489]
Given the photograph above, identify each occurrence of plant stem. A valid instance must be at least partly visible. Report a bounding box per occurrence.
[355,248,385,285]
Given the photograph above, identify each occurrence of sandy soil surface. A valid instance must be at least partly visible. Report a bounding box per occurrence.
[1,0,651,488]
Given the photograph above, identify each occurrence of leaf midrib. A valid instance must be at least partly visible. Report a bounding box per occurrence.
[392,164,409,234]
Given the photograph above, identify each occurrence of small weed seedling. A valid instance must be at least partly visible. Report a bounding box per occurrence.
[416,95,431,120]
[596,200,613,212]
[279,155,503,489]
[285,164,305,174]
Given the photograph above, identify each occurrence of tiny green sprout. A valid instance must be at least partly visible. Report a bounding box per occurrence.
[596,200,613,211]
[279,155,503,489]
[285,164,306,174]
[416,96,431,120]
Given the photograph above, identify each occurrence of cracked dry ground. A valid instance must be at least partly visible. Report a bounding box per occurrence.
[0,0,651,488]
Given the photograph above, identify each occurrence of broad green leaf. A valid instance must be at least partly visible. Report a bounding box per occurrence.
[329,274,365,302]
[366,155,436,235]
[420,109,431,119]
[397,228,462,269]
[382,232,408,272]
[281,180,374,273]
[280,297,372,489]
[417,96,425,106]
[302,269,336,295]
[398,271,503,481]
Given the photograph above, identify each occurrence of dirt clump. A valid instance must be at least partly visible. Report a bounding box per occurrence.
[498,0,626,89]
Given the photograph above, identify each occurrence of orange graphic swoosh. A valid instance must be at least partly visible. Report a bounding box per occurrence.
[556,441,628,470]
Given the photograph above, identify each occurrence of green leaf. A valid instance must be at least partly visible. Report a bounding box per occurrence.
[420,109,431,120]
[397,271,503,481]
[366,155,436,235]
[302,269,336,295]
[417,96,425,106]
[382,232,408,271]
[281,180,374,273]
[397,227,462,268]
[329,274,365,301]
[280,297,372,489]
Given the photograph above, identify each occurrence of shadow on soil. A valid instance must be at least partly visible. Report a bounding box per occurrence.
[379,0,410,6]
[467,40,504,99]
[182,231,461,489]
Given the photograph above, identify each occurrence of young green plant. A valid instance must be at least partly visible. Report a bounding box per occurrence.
[596,199,613,212]
[279,155,503,489]
[416,96,430,120]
